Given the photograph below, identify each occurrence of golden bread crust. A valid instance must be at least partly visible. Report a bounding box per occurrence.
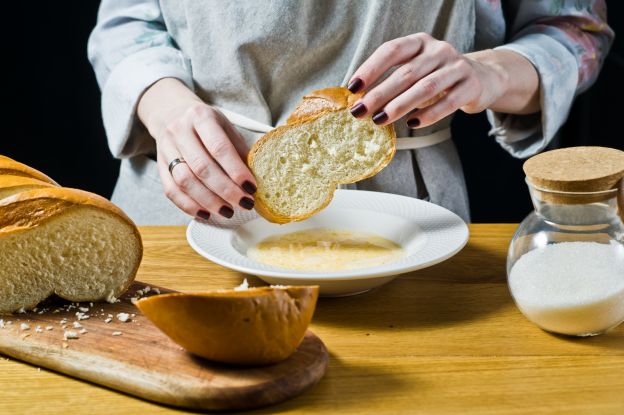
[136,286,319,365]
[0,155,59,185]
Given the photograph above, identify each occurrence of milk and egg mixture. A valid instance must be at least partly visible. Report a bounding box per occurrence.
[247,228,404,271]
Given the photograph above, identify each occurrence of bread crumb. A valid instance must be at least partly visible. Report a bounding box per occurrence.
[130,297,139,305]
[72,322,82,329]
[104,318,112,324]
[0,319,4,329]
[20,323,30,331]
[234,279,249,291]
[112,331,122,336]
[116,313,130,323]
[79,307,89,313]
[60,318,68,325]
[32,307,38,313]
[79,328,87,335]
[152,288,160,295]
[17,307,26,314]
[63,331,79,340]
[89,303,94,307]
[45,326,54,331]
[75,312,90,321]
[35,326,43,333]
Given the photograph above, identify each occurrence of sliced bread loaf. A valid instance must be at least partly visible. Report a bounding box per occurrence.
[0,155,59,185]
[248,87,396,224]
[0,187,142,314]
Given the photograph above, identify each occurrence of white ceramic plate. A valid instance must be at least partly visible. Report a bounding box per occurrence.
[187,190,469,296]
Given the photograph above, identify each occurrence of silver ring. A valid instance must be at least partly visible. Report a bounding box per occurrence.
[168,158,186,175]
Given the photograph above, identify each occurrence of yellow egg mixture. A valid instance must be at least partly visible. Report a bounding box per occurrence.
[247,228,404,271]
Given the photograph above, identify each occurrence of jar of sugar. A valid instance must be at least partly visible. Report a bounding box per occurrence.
[507,146,624,337]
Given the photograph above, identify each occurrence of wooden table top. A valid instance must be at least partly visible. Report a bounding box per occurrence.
[1,224,623,414]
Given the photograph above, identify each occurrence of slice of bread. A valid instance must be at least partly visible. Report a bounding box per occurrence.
[0,175,55,200]
[0,187,142,314]
[136,285,319,365]
[248,87,396,224]
[0,155,59,185]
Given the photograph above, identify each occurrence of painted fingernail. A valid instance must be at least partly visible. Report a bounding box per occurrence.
[372,111,388,125]
[407,118,421,128]
[242,180,257,194]
[196,210,211,221]
[239,197,255,210]
[219,206,234,218]
[350,103,367,118]
[347,77,364,93]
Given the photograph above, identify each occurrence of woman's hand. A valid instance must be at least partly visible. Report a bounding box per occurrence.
[138,78,257,220]
[347,33,540,128]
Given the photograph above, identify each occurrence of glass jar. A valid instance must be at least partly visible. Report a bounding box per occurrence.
[507,179,624,336]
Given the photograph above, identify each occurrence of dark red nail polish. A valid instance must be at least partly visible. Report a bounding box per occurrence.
[196,210,211,221]
[372,111,388,125]
[242,181,257,194]
[407,118,421,128]
[219,206,234,218]
[239,197,255,210]
[350,103,367,118]
[347,78,364,93]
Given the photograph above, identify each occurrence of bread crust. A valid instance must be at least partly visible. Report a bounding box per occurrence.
[248,87,396,224]
[0,175,55,197]
[0,186,139,233]
[136,285,319,365]
[0,155,59,185]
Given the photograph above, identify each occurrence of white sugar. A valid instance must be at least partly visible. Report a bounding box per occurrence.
[509,241,624,335]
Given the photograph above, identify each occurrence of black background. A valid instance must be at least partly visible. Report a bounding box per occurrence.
[4,1,623,223]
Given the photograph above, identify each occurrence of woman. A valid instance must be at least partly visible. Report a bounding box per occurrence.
[88,1,613,224]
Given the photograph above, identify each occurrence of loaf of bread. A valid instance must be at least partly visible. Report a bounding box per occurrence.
[248,87,396,224]
[136,285,319,365]
[0,186,142,314]
[0,155,59,185]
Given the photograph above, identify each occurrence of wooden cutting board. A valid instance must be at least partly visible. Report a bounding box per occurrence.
[0,282,329,411]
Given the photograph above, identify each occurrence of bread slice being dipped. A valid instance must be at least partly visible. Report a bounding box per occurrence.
[248,87,396,224]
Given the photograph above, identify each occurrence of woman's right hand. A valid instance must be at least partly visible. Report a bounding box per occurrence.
[137,78,257,221]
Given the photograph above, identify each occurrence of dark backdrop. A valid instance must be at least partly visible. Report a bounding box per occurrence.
[4,1,623,223]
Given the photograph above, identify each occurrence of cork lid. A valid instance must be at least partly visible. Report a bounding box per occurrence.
[523,146,624,193]
[524,147,624,222]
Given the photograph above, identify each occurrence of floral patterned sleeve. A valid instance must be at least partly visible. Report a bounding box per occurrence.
[486,0,614,158]
[87,0,194,158]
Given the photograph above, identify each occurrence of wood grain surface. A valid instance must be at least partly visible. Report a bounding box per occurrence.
[1,224,623,414]
[0,283,328,411]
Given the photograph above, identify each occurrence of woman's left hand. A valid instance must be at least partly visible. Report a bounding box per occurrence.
[347,32,538,129]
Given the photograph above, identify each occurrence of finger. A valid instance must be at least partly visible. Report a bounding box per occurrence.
[193,113,258,195]
[172,123,255,212]
[156,147,207,220]
[406,80,473,129]
[351,53,440,118]
[213,109,253,160]
[347,33,427,94]
[159,129,234,218]
[373,63,467,125]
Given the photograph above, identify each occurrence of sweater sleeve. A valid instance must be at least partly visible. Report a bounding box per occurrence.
[487,0,613,159]
[87,0,194,158]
